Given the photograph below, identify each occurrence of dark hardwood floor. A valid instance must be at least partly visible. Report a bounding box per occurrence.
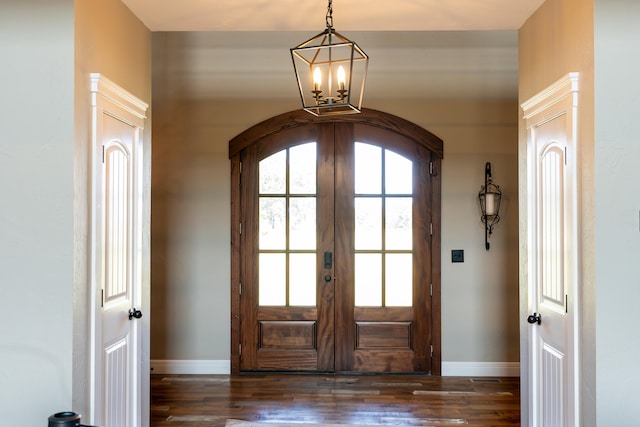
[151,374,520,427]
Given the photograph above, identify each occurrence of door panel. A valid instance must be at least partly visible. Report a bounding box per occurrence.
[532,133,569,427]
[100,115,140,427]
[232,110,442,374]
[241,125,335,371]
[103,136,132,427]
[335,123,432,372]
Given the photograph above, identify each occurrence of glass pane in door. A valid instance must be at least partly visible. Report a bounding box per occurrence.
[355,198,382,250]
[385,198,412,250]
[385,150,413,194]
[355,253,382,306]
[258,142,317,307]
[259,150,286,194]
[259,198,286,250]
[385,253,413,306]
[258,253,286,305]
[289,197,316,250]
[290,143,317,194]
[289,253,316,306]
[354,143,414,307]
[355,143,382,194]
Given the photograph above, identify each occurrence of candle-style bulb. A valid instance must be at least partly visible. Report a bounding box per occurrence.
[313,67,322,91]
[337,65,346,90]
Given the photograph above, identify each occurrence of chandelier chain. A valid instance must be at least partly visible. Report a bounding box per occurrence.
[326,0,333,30]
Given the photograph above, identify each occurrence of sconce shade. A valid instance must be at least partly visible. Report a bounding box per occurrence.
[480,186,501,218]
[484,193,498,216]
[290,0,368,116]
[479,162,502,250]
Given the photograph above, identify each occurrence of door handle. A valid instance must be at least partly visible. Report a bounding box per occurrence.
[527,312,541,325]
[324,251,332,269]
[129,308,143,320]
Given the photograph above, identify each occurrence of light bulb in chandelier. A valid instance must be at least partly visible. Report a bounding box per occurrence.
[337,65,348,100]
[312,67,323,103]
[310,65,349,105]
[313,67,322,91]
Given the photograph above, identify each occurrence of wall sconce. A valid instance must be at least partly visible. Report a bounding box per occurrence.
[478,162,502,251]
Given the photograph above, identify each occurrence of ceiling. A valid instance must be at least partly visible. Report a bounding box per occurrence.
[121,0,544,32]
[128,0,545,100]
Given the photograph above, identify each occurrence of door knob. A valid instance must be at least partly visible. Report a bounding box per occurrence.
[527,312,541,325]
[129,308,143,320]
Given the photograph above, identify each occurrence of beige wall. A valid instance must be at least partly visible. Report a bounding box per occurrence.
[0,2,75,424]
[519,0,595,424]
[151,98,296,361]
[151,32,520,368]
[0,1,150,424]
[74,0,152,421]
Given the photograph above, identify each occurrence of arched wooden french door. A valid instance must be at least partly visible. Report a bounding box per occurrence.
[229,109,443,374]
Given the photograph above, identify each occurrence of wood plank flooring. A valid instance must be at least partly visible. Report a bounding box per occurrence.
[151,374,520,427]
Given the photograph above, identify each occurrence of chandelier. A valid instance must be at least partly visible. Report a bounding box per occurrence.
[290,0,369,116]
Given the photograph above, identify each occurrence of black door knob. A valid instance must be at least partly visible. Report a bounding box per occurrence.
[129,308,143,320]
[527,312,541,325]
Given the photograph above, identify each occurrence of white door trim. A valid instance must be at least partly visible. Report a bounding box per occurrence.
[521,72,580,427]
[90,73,148,426]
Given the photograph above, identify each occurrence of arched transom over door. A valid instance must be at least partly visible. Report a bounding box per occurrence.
[229,109,443,374]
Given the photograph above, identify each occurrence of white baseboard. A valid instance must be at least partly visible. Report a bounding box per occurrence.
[150,359,230,375]
[150,359,519,377]
[442,362,520,377]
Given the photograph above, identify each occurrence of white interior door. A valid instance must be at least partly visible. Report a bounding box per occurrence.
[90,74,148,427]
[522,73,579,427]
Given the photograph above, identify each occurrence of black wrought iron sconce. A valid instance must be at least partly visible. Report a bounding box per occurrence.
[478,162,502,251]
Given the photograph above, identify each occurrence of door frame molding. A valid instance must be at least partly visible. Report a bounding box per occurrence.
[89,73,149,425]
[521,73,580,426]
[229,108,443,374]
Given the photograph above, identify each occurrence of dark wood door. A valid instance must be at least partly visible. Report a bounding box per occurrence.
[239,124,336,371]
[333,123,434,372]
[230,109,442,373]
